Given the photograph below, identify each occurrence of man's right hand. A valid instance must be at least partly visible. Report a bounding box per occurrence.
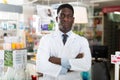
[76,53,84,58]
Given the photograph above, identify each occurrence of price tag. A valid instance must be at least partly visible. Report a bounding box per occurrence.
[111,51,120,80]
[111,55,117,64]
[115,51,120,64]
[111,51,120,64]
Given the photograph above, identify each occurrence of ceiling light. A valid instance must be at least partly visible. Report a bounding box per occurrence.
[114,11,120,15]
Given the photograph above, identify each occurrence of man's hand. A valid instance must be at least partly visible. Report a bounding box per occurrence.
[49,56,61,65]
[49,53,84,65]
[76,53,84,58]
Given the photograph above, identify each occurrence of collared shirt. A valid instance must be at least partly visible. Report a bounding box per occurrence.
[58,30,72,40]
[58,30,72,74]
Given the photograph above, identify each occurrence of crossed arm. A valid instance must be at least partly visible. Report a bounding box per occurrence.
[37,53,86,76]
[49,53,84,65]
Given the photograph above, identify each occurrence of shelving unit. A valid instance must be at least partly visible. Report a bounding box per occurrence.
[0,11,22,49]
[88,15,104,45]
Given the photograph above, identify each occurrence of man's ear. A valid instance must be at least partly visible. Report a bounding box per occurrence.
[73,17,75,23]
[56,17,58,22]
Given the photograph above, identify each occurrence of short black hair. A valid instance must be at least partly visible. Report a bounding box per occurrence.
[57,4,74,15]
[4,33,7,36]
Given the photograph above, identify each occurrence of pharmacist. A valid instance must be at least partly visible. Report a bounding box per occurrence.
[36,3,92,80]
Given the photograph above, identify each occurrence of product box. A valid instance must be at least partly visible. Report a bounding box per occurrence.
[0,49,27,70]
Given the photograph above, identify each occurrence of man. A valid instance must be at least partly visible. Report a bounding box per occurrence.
[36,4,92,80]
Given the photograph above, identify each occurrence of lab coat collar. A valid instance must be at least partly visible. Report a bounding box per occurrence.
[52,30,77,46]
[53,30,76,39]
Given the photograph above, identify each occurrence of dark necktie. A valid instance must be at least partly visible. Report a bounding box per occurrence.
[62,34,68,45]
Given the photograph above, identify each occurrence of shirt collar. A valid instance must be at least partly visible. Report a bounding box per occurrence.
[58,30,72,37]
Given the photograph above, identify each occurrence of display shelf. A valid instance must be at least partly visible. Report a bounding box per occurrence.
[0,12,21,50]
[88,15,104,45]
[41,30,54,34]
[0,19,17,21]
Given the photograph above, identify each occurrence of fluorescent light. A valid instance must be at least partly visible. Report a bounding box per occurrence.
[114,12,120,15]
[0,0,24,5]
[90,0,118,3]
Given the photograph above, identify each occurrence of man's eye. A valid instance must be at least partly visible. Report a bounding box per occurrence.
[68,15,73,18]
[60,14,73,19]
[60,14,65,18]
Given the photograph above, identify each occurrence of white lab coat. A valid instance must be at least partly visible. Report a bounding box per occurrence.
[36,30,92,80]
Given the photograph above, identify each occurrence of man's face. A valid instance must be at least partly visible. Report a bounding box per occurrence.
[56,8,74,33]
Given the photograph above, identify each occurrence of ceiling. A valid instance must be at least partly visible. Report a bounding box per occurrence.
[91,0,120,9]
[27,0,120,9]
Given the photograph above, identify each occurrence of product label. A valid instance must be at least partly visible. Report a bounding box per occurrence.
[4,50,13,66]
[13,49,27,70]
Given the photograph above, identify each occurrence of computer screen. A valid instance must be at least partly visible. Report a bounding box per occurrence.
[90,45,108,58]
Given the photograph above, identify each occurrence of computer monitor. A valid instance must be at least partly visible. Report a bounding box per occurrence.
[90,45,108,59]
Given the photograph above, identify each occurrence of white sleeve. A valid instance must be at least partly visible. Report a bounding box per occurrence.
[36,36,62,77]
[69,38,92,71]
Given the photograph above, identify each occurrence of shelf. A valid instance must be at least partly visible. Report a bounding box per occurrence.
[41,30,54,34]
[89,15,103,18]
[0,39,3,41]
[0,19,17,21]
